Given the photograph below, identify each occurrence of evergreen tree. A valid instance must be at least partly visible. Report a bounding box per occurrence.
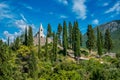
[72,22,75,50]
[45,35,48,61]
[73,21,81,58]
[12,37,20,51]
[7,37,10,46]
[86,25,95,53]
[97,27,102,56]
[104,29,113,53]
[47,24,52,37]
[38,32,41,59]
[24,27,28,46]
[62,21,68,56]
[29,50,38,80]
[68,22,72,48]
[57,23,62,45]
[100,32,104,48]
[53,32,58,61]
[28,26,33,46]
[80,31,82,46]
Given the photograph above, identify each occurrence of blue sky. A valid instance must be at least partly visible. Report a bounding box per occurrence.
[0,0,120,42]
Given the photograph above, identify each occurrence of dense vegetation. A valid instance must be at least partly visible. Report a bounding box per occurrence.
[0,21,120,80]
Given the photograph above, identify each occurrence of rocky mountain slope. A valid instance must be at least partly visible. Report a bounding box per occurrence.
[83,20,120,53]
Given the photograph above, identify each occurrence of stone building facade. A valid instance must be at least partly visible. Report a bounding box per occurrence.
[34,24,52,46]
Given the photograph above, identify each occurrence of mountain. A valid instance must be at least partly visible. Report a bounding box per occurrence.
[83,20,120,53]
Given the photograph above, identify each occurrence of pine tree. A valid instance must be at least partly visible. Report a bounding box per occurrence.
[28,26,33,46]
[97,27,102,56]
[47,24,52,37]
[24,27,28,46]
[57,23,62,45]
[62,21,68,56]
[68,22,72,48]
[86,25,95,54]
[104,29,113,53]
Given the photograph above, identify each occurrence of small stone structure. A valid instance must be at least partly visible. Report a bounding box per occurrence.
[34,24,52,46]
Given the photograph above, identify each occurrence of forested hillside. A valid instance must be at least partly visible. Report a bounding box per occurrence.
[0,21,120,80]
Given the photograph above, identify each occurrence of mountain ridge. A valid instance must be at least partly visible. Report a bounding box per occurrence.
[83,20,120,53]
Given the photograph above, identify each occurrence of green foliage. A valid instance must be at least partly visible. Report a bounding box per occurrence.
[0,40,13,80]
[45,36,48,61]
[12,37,20,51]
[28,26,33,46]
[47,24,52,37]
[68,22,72,48]
[24,27,28,46]
[52,32,58,62]
[57,23,62,45]
[97,27,102,56]
[62,21,68,56]
[38,31,41,59]
[104,29,113,52]
[29,50,38,80]
[86,25,95,53]
[73,21,81,57]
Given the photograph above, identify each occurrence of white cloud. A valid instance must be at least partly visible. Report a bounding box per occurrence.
[15,19,28,31]
[105,1,120,14]
[92,19,99,25]
[20,14,27,22]
[0,3,13,20]
[103,2,109,6]
[1,38,7,42]
[60,15,68,19]
[58,0,68,5]
[3,31,17,42]
[23,4,33,10]
[72,0,87,20]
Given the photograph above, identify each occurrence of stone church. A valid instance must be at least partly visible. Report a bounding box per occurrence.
[34,24,52,46]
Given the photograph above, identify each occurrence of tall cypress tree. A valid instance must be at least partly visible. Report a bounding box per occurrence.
[29,50,38,80]
[47,24,52,37]
[38,31,41,59]
[68,22,72,48]
[53,32,58,61]
[24,27,28,46]
[100,32,104,48]
[86,25,95,53]
[45,35,48,61]
[104,29,113,53]
[62,21,68,56]
[12,37,20,51]
[97,27,102,56]
[7,37,10,46]
[28,26,33,46]
[57,23,62,45]
[73,21,81,58]
[72,22,75,50]
[80,31,82,46]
